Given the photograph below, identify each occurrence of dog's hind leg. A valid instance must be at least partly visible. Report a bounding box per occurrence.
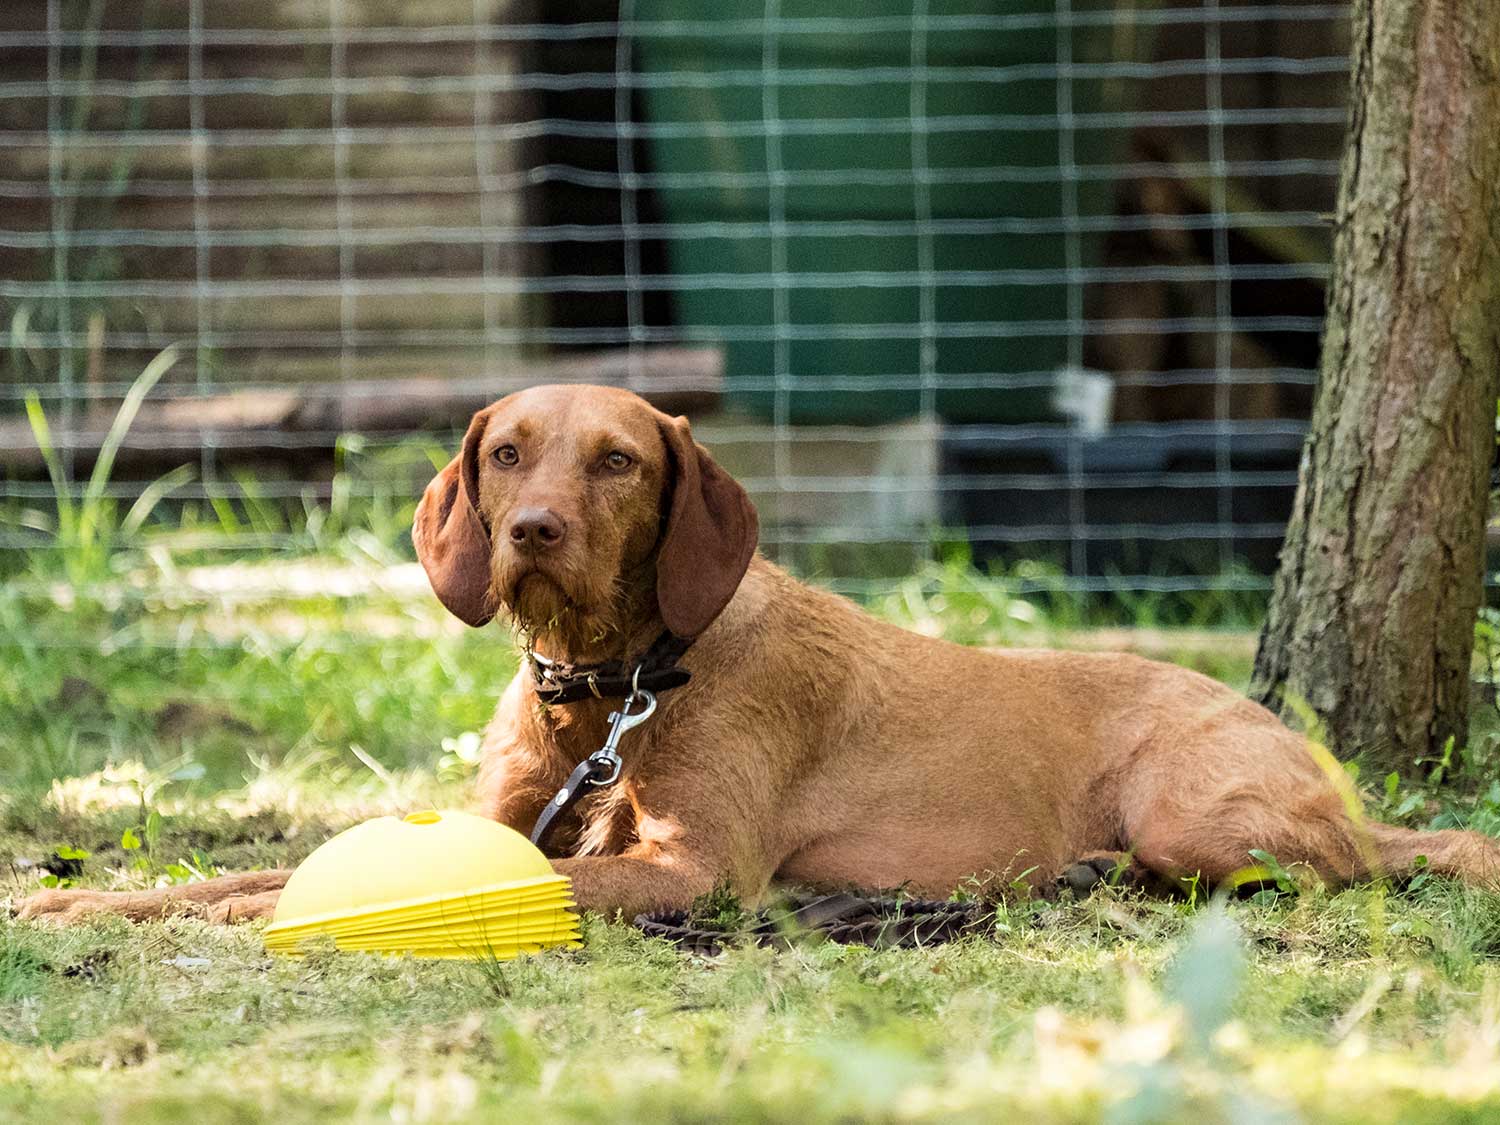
[204,887,284,923]
[14,870,289,925]
[1126,799,1361,890]
[1362,822,1500,887]
[1120,760,1500,893]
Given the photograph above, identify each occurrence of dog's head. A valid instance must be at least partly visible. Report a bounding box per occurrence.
[412,384,758,652]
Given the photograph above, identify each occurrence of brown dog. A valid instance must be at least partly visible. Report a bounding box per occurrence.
[18,384,1500,926]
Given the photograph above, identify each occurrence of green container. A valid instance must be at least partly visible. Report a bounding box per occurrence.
[634,0,1120,423]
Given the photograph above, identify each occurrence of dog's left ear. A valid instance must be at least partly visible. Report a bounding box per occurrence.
[655,414,759,638]
[412,407,497,627]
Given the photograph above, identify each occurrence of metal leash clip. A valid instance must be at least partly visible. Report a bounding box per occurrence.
[529,666,658,848]
[588,683,657,785]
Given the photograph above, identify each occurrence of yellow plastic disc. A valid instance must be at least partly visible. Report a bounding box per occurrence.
[271,810,556,925]
[263,809,581,960]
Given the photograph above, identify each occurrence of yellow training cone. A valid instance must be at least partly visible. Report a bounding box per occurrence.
[264,809,580,960]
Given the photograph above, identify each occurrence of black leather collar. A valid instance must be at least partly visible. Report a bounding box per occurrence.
[527,630,694,705]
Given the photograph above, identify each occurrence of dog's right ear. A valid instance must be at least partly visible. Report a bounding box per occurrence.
[412,408,496,627]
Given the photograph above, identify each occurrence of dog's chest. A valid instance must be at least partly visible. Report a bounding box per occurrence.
[571,784,638,855]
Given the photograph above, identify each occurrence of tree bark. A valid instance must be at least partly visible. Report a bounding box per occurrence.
[1250,0,1500,775]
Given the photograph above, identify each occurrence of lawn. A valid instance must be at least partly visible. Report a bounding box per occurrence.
[6,556,1500,1123]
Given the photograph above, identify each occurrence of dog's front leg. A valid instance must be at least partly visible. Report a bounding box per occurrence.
[15,870,290,925]
[551,798,772,919]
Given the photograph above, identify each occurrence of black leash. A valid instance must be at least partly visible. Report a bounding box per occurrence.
[528,675,661,850]
[635,892,985,956]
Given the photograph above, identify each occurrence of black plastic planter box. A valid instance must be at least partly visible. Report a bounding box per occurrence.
[939,424,1308,580]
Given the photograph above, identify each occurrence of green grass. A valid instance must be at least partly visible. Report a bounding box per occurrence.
[0,568,509,797]
[5,570,1500,1122]
[8,818,1500,1123]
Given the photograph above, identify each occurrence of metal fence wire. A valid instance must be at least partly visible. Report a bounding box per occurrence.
[0,1,1351,601]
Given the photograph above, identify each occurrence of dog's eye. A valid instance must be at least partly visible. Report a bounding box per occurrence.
[494,444,519,467]
[604,451,633,472]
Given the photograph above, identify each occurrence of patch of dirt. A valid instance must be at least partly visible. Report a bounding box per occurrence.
[57,1026,158,1071]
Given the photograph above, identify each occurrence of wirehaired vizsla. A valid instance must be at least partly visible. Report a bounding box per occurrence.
[18,384,1500,925]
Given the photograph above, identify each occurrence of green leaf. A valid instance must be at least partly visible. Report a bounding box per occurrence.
[120,827,141,851]
[1247,848,1297,894]
[1394,791,1425,818]
[55,845,91,861]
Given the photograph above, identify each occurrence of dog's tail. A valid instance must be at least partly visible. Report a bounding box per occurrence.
[1363,820,1500,888]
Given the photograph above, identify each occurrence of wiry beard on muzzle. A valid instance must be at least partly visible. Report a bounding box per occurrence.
[506,571,576,633]
[491,550,637,658]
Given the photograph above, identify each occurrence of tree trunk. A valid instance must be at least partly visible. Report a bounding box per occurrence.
[1250,0,1500,775]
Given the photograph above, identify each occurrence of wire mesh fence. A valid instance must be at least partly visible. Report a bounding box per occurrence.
[0,0,1350,610]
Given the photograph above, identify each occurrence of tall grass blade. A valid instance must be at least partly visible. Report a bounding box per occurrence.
[120,463,195,539]
[8,304,35,377]
[22,390,75,541]
[79,345,178,548]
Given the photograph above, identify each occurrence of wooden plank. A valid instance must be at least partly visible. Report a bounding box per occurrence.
[0,347,725,473]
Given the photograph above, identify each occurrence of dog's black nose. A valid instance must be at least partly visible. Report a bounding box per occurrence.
[508,507,567,552]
